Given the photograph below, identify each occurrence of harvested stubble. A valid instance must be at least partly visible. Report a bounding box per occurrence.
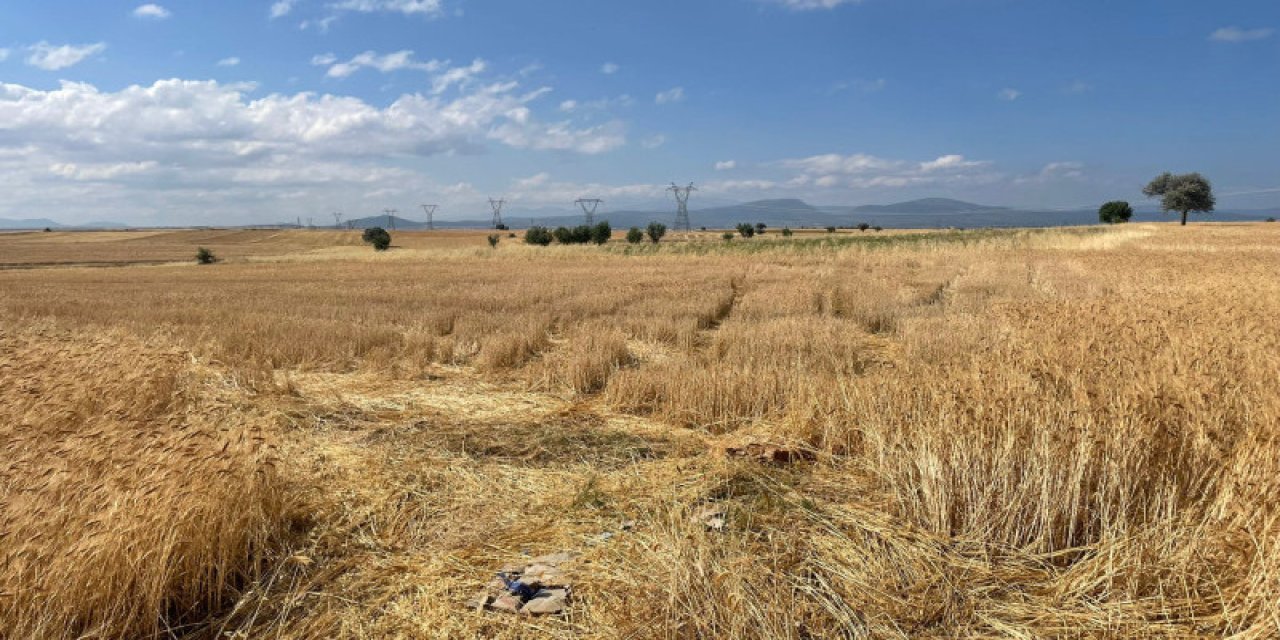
[0,222,1277,638]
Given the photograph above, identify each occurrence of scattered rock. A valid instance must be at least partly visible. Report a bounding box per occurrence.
[489,593,524,614]
[620,520,636,531]
[520,588,569,616]
[530,551,578,566]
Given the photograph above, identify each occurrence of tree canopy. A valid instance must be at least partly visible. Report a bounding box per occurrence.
[1098,201,1134,224]
[1143,173,1214,226]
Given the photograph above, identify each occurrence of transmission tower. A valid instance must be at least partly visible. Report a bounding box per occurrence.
[574,198,603,225]
[420,204,437,230]
[384,208,398,231]
[668,182,696,231]
[306,217,314,229]
[488,198,506,229]
[332,211,343,229]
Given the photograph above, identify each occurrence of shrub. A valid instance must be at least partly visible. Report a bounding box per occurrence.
[825,226,836,233]
[736,223,755,238]
[362,227,391,251]
[646,221,667,243]
[626,227,644,244]
[487,234,500,249]
[873,225,883,232]
[755,222,767,235]
[591,221,612,245]
[195,247,217,264]
[507,232,516,238]
[524,226,553,246]
[781,227,793,237]
[1266,217,1276,223]
[553,226,573,244]
[1099,200,1134,224]
[857,223,871,232]
[722,232,735,241]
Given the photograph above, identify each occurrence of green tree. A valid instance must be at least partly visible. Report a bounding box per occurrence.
[857,222,870,232]
[736,223,755,238]
[195,247,217,264]
[1098,201,1134,224]
[362,227,391,251]
[781,227,793,237]
[721,231,735,241]
[1143,172,1215,226]
[590,221,612,245]
[524,226,553,246]
[626,227,644,244]
[646,221,667,243]
[553,226,573,244]
[825,226,836,233]
[754,222,767,235]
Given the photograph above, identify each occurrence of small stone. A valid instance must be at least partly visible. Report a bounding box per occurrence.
[520,588,569,616]
[489,593,523,614]
[620,520,636,531]
[693,505,727,531]
[466,591,491,611]
[520,563,563,586]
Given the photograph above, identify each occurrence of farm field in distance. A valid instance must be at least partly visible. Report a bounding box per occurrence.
[2,223,1278,638]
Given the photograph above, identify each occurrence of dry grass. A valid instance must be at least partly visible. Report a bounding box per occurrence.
[0,222,1277,638]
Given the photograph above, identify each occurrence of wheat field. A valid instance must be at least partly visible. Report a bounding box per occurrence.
[1,223,1277,638]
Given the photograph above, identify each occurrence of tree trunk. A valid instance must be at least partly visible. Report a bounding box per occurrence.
[1181,210,1188,226]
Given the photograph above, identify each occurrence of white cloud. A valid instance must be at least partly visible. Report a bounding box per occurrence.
[601,62,619,75]
[1016,161,1085,184]
[216,57,241,67]
[329,0,444,17]
[655,86,685,104]
[1064,79,1091,94]
[998,88,1021,101]
[514,172,550,188]
[132,4,171,19]
[270,0,297,18]
[715,160,737,171]
[1210,26,1274,43]
[779,152,998,189]
[322,50,444,78]
[559,100,578,112]
[641,134,666,149]
[0,49,9,62]
[311,53,338,66]
[767,0,862,10]
[0,77,625,224]
[25,42,107,71]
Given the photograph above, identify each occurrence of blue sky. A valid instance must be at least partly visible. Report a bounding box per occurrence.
[0,0,1276,224]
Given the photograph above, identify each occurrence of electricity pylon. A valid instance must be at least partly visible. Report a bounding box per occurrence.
[420,204,437,230]
[332,211,343,229]
[668,183,696,231]
[575,198,603,225]
[488,198,506,228]
[384,208,397,231]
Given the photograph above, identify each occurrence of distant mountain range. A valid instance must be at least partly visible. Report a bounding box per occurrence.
[5,198,1278,231]
[0,218,130,230]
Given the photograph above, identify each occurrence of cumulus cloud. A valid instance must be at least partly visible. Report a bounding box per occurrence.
[132,4,171,19]
[601,62,619,75]
[25,42,107,71]
[766,0,862,10]
[330,0,444,17]
[1016,161,1085,184]
[216,57,241,67]
[321,50,444,78]
[998,88,1021,101]
[715,160,737,171]
[655,86,685,104]
[779,152,998,189]
[270,0,297,18]
[1210,26,1274,43]
[0,78,625,224]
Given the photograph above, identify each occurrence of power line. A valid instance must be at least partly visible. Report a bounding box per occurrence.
[488,198,506,229]
[574,198,603,225]
[420,204,437,230]
[668,182,696,231]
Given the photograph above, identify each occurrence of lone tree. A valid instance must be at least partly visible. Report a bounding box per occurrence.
[1098,201,1134,224]
[646,221,667,244]
[1143,172,1215,226]
[195,247,217,264]
[625,227,644,244]
[362,226,391,251]
[735,223,755,238]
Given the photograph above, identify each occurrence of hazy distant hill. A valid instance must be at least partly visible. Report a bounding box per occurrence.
[0,218,62,230]
[851,198,1009,214]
